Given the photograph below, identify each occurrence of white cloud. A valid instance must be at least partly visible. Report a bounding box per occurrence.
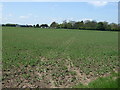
[19,14,32,19]
[88,1,108,7]
[82,18,93,21]
[19,16,29,19]
[8,13,12,17]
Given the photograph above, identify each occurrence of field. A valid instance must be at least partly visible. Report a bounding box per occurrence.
[2,27,119,88]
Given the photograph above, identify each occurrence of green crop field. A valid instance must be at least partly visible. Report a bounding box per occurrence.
[2,27,119,88]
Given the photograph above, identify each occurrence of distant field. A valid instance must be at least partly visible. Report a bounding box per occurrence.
[2,27,119,88]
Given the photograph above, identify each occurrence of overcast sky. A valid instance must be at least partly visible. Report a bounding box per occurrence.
[1,1,118,25]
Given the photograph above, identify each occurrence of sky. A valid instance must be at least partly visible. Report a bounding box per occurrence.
[1,2,118,25]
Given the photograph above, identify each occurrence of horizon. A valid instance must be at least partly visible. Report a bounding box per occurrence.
[2,2,118,25]
[2,19,118,26]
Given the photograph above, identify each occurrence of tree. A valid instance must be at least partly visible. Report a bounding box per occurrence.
[50,22,58,28]
[106,25,111,31]
[79,21,84,29]
[66,23,72,29]
[5,24,17,27]
[102,21,110,30]
[57,24,64,29]
[62,20,68,29]
[36,24,39,28]
[84,20,91,29]
[73,22,81,29]
[118,24,120,31]
[73,21,84,29]
[33,25,36,27]
[69,21,76,26]
[96,22,105,30]
[2,24,5,26]
[40,24,49,28]
[89,20,97,30]
[110,23,118,31]
[84,20,97,30]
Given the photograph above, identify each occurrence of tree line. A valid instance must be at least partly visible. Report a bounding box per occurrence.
[2,20,120,31]
[50,20,120,31]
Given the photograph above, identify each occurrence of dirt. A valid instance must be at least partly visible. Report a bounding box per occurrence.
[65,58,97,86]
[2,56,117,88]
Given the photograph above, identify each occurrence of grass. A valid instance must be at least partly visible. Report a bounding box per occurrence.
[73,73,119,88]
[2,27,119,88]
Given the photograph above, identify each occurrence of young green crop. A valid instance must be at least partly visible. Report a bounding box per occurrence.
[2,27,118,88]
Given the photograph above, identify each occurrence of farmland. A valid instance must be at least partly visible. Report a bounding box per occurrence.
[2,27,119,88]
